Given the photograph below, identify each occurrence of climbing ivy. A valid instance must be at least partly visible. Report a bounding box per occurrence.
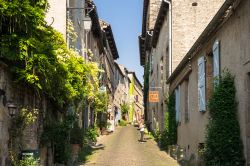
[41,114,75,164]
[9,108,40,165]
[1,0,106,164]
[204,71,245,166]
[92,91,109,113]
[160,94,177,150]
[0,0,101,109]
[143,61,150,121]
[167,94,177,146]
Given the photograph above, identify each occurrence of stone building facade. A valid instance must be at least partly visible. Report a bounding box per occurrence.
[100,21,119,131]
[167,0,250,163]
[171,0,224,71]
[113,63,130,124]
[127,72,144,123]
[45,0,67,39]
[139,0,225,132]
[0,0,69,165]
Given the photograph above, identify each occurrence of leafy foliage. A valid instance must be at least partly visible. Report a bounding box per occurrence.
[1,0,107,163]
[159,94,177,150]
[204,71,245,166]
[118,119,128,126]
[84,126,99,144]
[120,103,129,115]
[143,61,150,121]
[70,122,84,144]
[18,157,39,166]
[93,91,109,113]
[9,108,40,165]
[0,0,100,109]
[167,94,177,146]
[41,114,75,164]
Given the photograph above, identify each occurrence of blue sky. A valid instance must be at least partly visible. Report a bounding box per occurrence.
[94,0,144,84]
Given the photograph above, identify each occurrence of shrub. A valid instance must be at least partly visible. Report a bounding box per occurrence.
[152,127,161,142]
[18,157,39,166]
[85,127,98,144]
[159,129,169,150]
[120,103,129,119]
[204,71,245,166]
[70,122,84,144]
[118,119,127,126]
[77,145,93,164]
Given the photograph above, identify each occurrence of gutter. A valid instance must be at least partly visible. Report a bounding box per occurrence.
[167,0,235,84]
[164,0,172,76]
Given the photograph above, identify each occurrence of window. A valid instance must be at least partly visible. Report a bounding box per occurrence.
[175,86,181,122]
[213,40,220,85]
[157,64,159,80]
[150,54,153,73]
[135,95,139,102]
[160,57,163,83]
[198,56,206,112]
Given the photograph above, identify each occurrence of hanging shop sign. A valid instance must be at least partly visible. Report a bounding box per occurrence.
[149,91,159,103]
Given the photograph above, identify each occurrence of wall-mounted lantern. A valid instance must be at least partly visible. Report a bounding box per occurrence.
[7,102,18,117]
[83,17,92,31]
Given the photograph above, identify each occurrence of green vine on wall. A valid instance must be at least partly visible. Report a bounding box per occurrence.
[143,61,150,121]
[9,108,39,165]
[0,0,101,109]
[159,94,177,150]
[1,0,107,164]
[204,71,245,166]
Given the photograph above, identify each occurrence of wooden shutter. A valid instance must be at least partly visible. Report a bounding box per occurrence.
[198,56,206,112]
[175,86,181,122]
[213,40,220,85]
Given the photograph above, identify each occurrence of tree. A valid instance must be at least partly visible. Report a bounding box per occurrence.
[120,103,129,120]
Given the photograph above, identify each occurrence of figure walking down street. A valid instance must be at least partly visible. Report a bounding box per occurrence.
[139,121,145,142]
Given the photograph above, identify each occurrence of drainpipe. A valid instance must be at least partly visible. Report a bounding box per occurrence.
[66,0,70,47]
[164,0,172,77]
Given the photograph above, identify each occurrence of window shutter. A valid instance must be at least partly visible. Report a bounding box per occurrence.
[198,56,206,112]
[178,86,181,122]
[213,41,220,84]
[175,89,178,122]
[175,86,181,122]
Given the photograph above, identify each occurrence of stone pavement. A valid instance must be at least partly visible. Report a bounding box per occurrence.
[83,125,179,166]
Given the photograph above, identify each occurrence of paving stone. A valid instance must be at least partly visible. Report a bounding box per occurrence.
[83,126,179,166]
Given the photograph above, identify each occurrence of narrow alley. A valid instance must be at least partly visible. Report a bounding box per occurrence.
[84,126,178,166]
[0,0,249,165]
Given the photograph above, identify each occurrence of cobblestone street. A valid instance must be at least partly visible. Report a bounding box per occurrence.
[83,126,179,166]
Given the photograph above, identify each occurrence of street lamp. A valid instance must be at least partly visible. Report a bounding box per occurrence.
[7,102,18,117]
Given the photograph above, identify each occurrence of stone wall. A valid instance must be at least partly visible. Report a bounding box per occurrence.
[147,0,162,30]
[0,62,46,166]
[46,0,67,39]
[172,0,224,71]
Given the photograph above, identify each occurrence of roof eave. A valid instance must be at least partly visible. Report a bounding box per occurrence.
[104,25,119,60]
[139,36,146,66]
